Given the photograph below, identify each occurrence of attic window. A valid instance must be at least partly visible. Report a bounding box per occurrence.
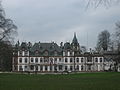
[54,51,57,56]
[44,51,48,56]
[35,50,39,55]
[40,47,42,49]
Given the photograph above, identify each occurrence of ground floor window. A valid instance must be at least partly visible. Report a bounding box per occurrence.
[45,65,47,71]
[19,66,23,71]
[50,65,52,71]
[65,66,67,71]
[40,66,43,71]
[35,66,38,71]
[59,65,62,70]
[30,65,34,70]
[76,65,79,71]
[24,66,28,71]
[54,65,57,71]
[70,66,73,71]
[81,65,84,71]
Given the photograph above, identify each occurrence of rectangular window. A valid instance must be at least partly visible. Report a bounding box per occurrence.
[81,66,84,71]
[19,66,23,71]
[50,66,52,71]
[76,65,79,71]
[25,58,27,63]
[70,58,73,63]
[19,51,22,56]
[65,66,67,71]
[45,66,47,71]
[95,58,98,62]
[19,58,22,63]
[40,58,43,63]
[76,58,79,63]
[54,58,57,62]
[31,58,34,62]
[81,58,83,62]
[100,58,102,62]
[30,65,34,70]
[40,66,43,71]
[70,66,73,71]
[59,65,62,70]
[59,58,62,62]
[65,58,68,63]
[25,51,28,56]
[35,58,38,63]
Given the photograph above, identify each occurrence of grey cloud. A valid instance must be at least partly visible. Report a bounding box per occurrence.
[2,0,120,48]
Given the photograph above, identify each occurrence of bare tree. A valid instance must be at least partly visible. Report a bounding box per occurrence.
[81,46,87,54]
[0,2,17,43]
[0,1,17,71]
[96,30,111,52]
[86,0,120,8]
[115,21,120,52]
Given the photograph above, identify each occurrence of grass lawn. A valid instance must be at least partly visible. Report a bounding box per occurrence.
[0,72,120,90]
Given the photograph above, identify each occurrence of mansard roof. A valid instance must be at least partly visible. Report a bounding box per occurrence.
[30,42,62,52]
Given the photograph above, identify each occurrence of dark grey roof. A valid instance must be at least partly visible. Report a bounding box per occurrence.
[63,42,72,50]
[30,42,62,52]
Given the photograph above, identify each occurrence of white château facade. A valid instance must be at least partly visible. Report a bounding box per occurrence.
[12,33,114,73]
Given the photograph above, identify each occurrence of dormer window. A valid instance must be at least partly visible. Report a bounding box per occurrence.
[44,51,48,56]
[35,50,39,56]
[40,47,42,49]
[54,51,57,56]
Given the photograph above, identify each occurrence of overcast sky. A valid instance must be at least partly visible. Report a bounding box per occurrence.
[2,0,120,49]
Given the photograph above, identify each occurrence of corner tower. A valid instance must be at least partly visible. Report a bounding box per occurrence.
[71,33,80,54]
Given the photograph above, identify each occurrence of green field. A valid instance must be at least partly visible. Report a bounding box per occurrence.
[0,72,120,90]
